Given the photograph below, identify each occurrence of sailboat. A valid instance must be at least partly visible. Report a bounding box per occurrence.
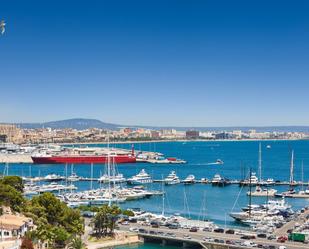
[298,161,309,196]
[275,150,297,197]
[67,164,81,182]
[98,157,126,183]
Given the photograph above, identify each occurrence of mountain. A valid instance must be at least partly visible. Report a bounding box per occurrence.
[8,118,309,133]
[18,118,120,130]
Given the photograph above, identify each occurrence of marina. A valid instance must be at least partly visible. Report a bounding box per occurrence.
[2,2,309,248]
[1,140,309,231]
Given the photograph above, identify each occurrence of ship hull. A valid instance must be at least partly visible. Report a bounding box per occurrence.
[31,155,136,164]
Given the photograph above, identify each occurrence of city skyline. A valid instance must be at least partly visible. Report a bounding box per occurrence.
[1,0,309,126]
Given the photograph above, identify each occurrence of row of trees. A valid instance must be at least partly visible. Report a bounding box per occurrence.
[0,176,85,248]
[1,175,136,246]
[92,205,121,237]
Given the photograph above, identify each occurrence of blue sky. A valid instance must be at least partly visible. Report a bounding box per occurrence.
[1,0,309,126]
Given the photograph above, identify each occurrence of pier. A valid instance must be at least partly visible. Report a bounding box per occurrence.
[22,176,309,187]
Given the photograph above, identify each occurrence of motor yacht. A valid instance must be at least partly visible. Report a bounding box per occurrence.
[183,174,195,184]
[164,171,180,185]
[127,169,153,185]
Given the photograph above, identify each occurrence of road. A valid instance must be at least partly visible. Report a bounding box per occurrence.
[275,209,309,236]
[119,224,309,249]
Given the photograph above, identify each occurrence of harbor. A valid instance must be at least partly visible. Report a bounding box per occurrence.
[1,140,309,248]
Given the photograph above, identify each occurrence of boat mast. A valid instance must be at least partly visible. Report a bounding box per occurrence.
[249,168,252,217]
[289,150,294,187]
[65,163,68,188]
[90,163,93,190]
[107,132,112,207]
[258,142,262,183]
[161,175,165,216]
[183,189,190,219]
[301,160,304,192]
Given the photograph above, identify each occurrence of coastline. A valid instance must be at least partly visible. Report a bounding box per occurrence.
[61,138,308,145]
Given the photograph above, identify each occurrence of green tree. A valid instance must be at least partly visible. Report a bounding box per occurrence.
[92,204,121,237]
[0,175,24,192]
[30,192,64,224]
[122,209,134,217]
[52,226,70,248]
[67,236,85,249]
[61,208,84,235]
[0,183,24,211]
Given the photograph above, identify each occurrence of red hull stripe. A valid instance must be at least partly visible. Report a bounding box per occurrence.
[31,156,136,164]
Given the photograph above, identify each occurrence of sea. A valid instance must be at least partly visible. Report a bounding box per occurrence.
[1,140,309,230]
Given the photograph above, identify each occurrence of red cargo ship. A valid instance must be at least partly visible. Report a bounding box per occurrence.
[31,146,136,164]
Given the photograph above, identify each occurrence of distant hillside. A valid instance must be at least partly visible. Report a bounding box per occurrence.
[8,118,309,133]
[18,118,119,130]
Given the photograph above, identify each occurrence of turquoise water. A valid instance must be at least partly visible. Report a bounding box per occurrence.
[116,242,188,249]
[1,140,309,227]
[116,242,184,249]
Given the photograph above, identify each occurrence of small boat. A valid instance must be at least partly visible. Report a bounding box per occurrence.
[164,171,180,185]
[258,178,275,186]
[212,174,231,187]
[239,172,259,186]
[247,186,277,197]
[201,178,208,183]
[183,174,195,184]
[44,174,65,182]
[98,173,126,183]
[67,172,81,182]
[266,145,271,149]
[211,174,222,184]
[206,159,224,165]
[127,169,153,185]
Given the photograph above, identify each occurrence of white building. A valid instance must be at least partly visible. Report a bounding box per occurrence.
[0,214,33,240]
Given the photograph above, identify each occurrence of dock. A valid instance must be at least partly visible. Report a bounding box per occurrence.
[21,176,309,188]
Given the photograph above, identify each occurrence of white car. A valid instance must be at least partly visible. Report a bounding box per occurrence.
[183,234,191,239]
[278,246,287,249]
[241,241,257,247]
[129,227,139,232]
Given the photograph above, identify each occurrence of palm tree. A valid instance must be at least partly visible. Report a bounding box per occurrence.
[67,236,85,249]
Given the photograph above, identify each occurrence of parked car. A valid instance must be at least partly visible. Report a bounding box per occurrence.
[183,234,191,239]
[189,227,198,232]
[240,235,256,240]
[129,227,138,232]
[277,236,288,243]
[214,228,224,233]
[202,227,212,232]
[165,232,176,238]
[225,229,235,234]
[257,233,267,238]
[267,234,277,240]
[151,223,159,228]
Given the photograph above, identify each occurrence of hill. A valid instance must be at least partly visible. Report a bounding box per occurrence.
[6,118,309,133]
[18,118,119,130]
